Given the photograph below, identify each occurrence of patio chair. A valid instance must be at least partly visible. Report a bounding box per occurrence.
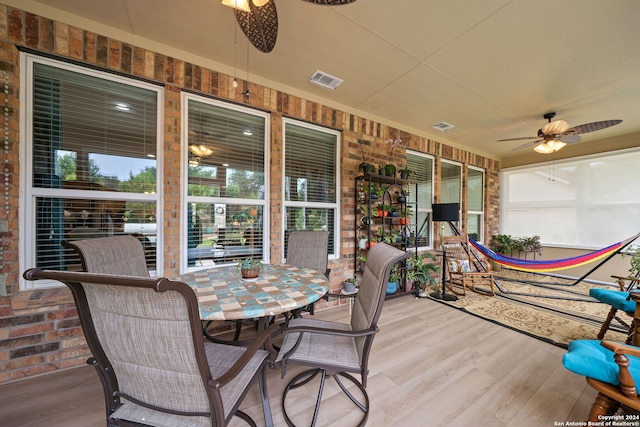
[62,235,150,277]
[563,291,640,421]
[276,243,410,426]
[442,235,494,296]
[23,268,277,427]
[285,231,331,318]
[590,274,640,342]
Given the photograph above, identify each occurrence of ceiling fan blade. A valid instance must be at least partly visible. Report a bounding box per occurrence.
[541,119,570,135]
[512,139,543,151]
[566,120,622,135]
[235,0,278,53]
[496,136,538,142]
[302,0,358,4]
[557,134,581,144]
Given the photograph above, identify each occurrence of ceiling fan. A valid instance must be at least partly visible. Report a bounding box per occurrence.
[223,0,358,53]
[498,112,622,154]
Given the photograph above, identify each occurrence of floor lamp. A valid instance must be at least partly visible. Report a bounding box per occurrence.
[431,203,460,301]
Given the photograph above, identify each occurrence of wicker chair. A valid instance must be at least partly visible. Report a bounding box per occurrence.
[442,235,494,296]
[276,243,409,426]
[62,235,150,277]
[563,291,640,421]
[285,231,331,318]
[23,268,277,427]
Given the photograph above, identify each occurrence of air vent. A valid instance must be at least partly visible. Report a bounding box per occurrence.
[309,70,343,90]
[432,121,455,132]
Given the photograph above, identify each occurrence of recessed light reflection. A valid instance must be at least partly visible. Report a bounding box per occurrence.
[243,130,253,136]
[115,102,130,111]
[222,163,230,167]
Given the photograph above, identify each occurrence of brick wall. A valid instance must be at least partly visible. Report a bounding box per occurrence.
[0,3,500,383]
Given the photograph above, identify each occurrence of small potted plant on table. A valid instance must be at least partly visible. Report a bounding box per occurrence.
[237,258,263,280]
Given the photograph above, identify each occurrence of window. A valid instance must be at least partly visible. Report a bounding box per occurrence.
[407,151,434,249]
[439,160,462,236]
[182,94,268,271]
[501,149,640,248]
[467,167,485,242]
[20,54,163,289]
[283,119,339,259]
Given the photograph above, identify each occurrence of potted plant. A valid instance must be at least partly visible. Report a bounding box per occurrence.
[625,245,640,278]
[490,234,515,256]
[399,206,413,225]
[237,258,263,279]
[359,255,367,272]
[358,140,376,176]
[342,276,358,294]
[398,167,415,179]
[408,252,439,297]
[386,263,401,295]
[383,163,396,177]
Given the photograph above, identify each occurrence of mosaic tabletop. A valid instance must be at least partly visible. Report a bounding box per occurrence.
[176,264,330,321]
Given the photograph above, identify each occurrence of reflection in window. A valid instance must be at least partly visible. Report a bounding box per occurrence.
[183,94,268,270]
[467,167,485,242]
[407,151,434,248]
[23,54,162,285]
[283,119,339,258]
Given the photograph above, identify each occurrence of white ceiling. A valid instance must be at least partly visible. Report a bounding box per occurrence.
[16,0,640,166]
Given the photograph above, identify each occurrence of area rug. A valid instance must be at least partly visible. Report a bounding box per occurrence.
[430,269,629,348]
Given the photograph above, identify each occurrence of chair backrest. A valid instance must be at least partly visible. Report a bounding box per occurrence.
[351,243,410,362]
[286,231,330,277]
[63,235,150,277]
[22,268,217,425]
[442,235,486,273]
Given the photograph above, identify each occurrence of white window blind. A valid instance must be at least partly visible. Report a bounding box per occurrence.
[21,54,162,288]
[467,166,484,242]
[501,149,640,248]
[407,151,434,248]
[283,119,339,258]
[183,95,268,271]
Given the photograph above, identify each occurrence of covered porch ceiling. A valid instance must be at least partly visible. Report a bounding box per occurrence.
[14,0,640,167]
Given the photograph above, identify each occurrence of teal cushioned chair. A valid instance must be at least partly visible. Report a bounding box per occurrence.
[563,291,640,420]
[590,276,640,342]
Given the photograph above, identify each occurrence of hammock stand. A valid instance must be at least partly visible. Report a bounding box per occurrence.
[466,232,640,301]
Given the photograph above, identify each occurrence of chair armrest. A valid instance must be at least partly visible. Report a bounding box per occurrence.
[612,275,640,291]
[209,322,281,389]
[282,324,378,339]
[601,340,640,398]
[601,340,640,358]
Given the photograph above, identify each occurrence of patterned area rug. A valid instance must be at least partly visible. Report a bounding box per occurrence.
[431,269,628,348]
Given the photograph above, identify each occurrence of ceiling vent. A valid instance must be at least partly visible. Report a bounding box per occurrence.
[309,70,343,90]
[432,121,455,132]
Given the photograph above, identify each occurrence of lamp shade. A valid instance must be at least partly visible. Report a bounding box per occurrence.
[432,203,460,222]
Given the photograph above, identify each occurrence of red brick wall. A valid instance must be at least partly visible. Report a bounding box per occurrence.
[0,3,500,383]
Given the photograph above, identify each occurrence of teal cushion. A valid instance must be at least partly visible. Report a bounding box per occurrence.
[562,340,640,392]
[590,288,636,313]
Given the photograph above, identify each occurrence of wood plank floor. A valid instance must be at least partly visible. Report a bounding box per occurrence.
[0,296,598,427]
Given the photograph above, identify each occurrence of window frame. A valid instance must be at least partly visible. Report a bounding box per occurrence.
[407,150,435,251]
[467,166,485,243]
[180,93,270,273]
[19,53,165,289]
[439,159,463,236]
[281,118,340,261]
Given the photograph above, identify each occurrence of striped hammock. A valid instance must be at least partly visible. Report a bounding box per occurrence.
[469,234,640,273]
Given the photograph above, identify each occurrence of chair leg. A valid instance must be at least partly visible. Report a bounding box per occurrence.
[589,392,621,421]
[281,369,370,427]
[258,367,274,427]
[598,308,619,340]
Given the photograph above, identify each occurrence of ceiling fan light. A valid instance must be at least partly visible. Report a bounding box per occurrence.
[534,140,567,154]
[222,0,251,12]
[189,144,214,157]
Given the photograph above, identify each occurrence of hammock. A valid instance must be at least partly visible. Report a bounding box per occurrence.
[469,233,640,273]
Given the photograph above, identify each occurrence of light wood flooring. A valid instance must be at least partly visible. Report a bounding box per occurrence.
[0,296,598,427]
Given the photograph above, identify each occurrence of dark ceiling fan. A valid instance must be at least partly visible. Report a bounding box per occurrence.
[228,0,358,53]
[498,112,622,154]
